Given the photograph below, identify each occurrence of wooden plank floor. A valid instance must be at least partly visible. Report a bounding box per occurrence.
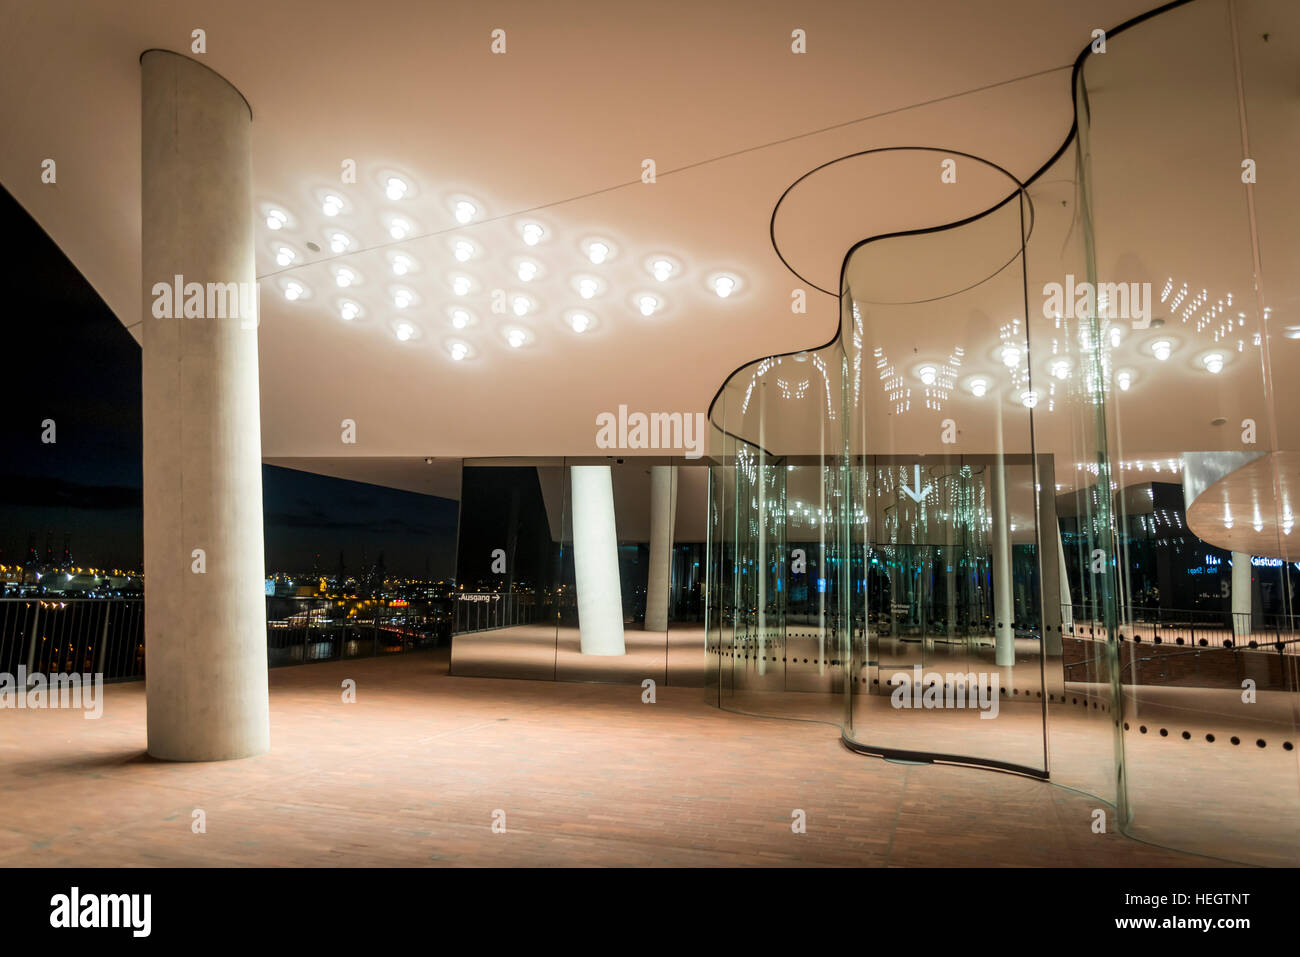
[0,650,1237,867]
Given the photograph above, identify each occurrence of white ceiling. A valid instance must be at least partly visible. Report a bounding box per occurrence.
[0,0,1164,465]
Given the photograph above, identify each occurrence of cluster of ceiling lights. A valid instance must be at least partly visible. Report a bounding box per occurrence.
[262,176,743,362]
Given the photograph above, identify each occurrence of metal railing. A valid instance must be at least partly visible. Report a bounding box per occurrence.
[1062,604,1299,653]
[0,596,451,681]
[452,592,542,634]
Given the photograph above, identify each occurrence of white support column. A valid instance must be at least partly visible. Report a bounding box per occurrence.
[990,458,1015,667]
[570,465,626,655]
[1232,551,1252,637]
[141,51,269,761]
[645,465,677,632]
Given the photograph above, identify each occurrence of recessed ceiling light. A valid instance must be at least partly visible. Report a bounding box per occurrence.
[283,281,304,301]
[1020,389,1039,409]
[394,289,414,309]
[449,341,470,361]
[969,377,989,398]
[395,321,416,342]
[1000,345,1021,368]
[454,200,477,224]
[587,241,610,265]
[637,294,661,317]
[453,239,475,263]
[389,218,411,240]
[577,277,600,300]
[335,267,356,288]
[266,209,288,230]
[1152,339,1173,361]
[1108,326,1122,347]
[339,300,361,321]
[1203,352,1224,374]
[506,328,527,348]
[521,222,544,246]
[322,194,344,217]
[512,295,531,317]
[450,308,472,329]
[385,177,408,201]
[569,311,592,333]
[649,258,675,282]
[918,365,937,386]
[711,274,737,298]
[329,232,351,253]
[517,260,539,282]
[391,253,413,276]
[1116,370,1133,391]
[452,275,472,296]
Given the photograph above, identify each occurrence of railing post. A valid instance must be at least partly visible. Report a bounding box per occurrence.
[97,603,111,676]
[25,602,42,682]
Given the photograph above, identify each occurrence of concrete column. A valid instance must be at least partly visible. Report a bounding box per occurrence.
[1232,551,1252,637]
[645,465,677,631]
[570,466,625,655]
[990,458,1015,667]
[141,51,269,761]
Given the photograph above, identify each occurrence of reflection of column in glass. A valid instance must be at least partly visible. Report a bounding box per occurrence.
[944,473,957,636]
[756,450,768,676]
[1232,551,1252,637]
[570,466,626,655]
[141,51,269,762]
[1057,524,1074,632]
[645,465,677,632]
[990,458,1015,667]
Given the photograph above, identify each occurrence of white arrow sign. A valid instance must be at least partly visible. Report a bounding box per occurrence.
[900,464,932,503]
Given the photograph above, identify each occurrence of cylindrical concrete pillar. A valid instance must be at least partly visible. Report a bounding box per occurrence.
[570,466,626,655]
[141,51,269,761]
[645,465,677,632]
[990,459,1015,667]
[1232,551,1252,637]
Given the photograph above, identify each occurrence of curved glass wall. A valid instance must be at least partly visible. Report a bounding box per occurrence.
[706,0,1298,865]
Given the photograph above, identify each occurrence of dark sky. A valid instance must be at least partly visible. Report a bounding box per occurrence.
[0,185,458,578]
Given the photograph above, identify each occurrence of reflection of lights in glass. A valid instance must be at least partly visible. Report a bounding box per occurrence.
[1203,353,1224,374]
[1116,370,1133,391]
[713,275,736,298]
[1000,345,1021,368]
[517,260,538,282]
[1020,390,1039,409]
[392,254,412,275]
[587,241,609,265]
[1109,326,1122,347]
[918,365,937,386]
[969,378,988,398]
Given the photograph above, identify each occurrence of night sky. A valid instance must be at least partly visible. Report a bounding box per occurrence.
[0,185,459,578]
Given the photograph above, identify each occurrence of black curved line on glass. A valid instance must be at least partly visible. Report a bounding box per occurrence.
[771,147,1030,298]
[839,736,1051,781]
[708,0,1196,438]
